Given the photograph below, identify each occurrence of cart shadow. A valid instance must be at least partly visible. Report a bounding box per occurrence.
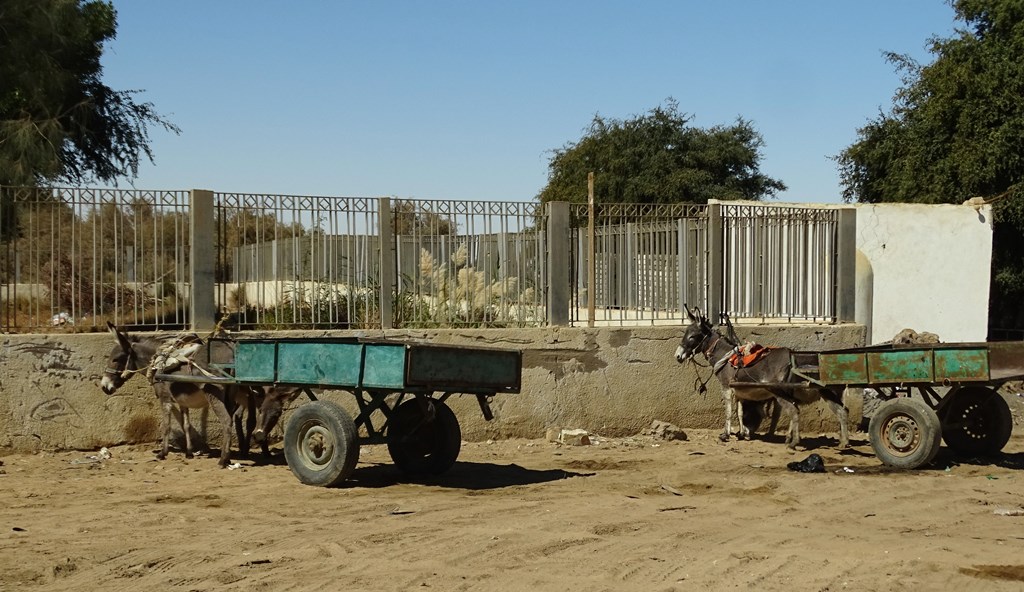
[756,433,873,455]
[930,447,1024,471]
[346,461,594,490]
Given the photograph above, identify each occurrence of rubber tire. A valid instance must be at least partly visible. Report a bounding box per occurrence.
[283,400,359,487]
[868,397,942,470]
[387,399,461,476]
[940,386,1013,456]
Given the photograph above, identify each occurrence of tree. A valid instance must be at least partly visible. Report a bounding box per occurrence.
[835,0,1024,334]
[0,0,179,188]
[537,100,786,204]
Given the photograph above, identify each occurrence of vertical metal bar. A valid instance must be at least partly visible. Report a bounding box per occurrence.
[378,197,394,329]
[189,189,216,332]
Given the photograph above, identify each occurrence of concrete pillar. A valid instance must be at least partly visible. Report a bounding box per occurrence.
[547,201,570,326]
[707,201,723,323]
[189,189,216,332]
[378,197,395,329]
[836,207,857,323]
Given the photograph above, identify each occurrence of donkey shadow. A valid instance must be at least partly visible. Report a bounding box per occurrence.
[347,461,592,490]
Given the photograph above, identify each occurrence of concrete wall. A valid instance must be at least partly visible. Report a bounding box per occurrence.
[855,203,993,344]
[0,324,865,453]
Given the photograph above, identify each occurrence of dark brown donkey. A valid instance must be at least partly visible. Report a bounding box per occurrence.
[101,323,242,467]
[674,307,849,449]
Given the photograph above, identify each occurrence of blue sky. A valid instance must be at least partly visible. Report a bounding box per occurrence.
[101,1,958,203]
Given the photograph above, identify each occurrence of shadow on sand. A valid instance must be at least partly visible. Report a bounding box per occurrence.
[347,461,593,490]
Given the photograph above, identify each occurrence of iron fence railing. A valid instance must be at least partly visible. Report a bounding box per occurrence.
[0,185,849,333]
[571,202,710,326]
[217,193,381,330]
[721,203,840,322]
[391,198,546,328]
[0,186,191,332]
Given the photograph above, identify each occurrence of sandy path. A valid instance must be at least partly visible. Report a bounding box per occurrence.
[2,430,1024,592]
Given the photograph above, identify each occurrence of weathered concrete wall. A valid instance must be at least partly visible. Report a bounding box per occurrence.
[0,324,866,453]
[855,203,992,344]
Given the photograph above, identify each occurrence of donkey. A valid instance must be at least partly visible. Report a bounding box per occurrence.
[101,322,241,467]
[674,307,849,449]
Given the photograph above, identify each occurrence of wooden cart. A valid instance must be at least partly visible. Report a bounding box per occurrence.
[161,337,522,486]
[787,341,1024,469]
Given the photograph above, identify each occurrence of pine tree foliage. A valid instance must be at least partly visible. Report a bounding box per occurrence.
[0,0,179,187]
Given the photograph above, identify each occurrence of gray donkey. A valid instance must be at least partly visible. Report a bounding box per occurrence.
[674,307,849,449]
[101,323,240,467]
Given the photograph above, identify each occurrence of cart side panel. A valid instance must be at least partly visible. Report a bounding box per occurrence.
[866,350,934,383]
[235,342,277,382]
[277,342,364,387]
[933,348,990,382]
[405,345,522,392]
[818,352,869,384]
[361,344,407,389]
[987,341,1024,382]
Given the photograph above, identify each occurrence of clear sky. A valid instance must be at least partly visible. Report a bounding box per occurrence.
[101,1,958,204]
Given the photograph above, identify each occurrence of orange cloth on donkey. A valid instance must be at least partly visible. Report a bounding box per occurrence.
[728,342,774,369]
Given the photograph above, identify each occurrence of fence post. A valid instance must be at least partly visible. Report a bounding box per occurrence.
[547,201,570,326]
[189,189,216,332]
[378,197,395,329]
[836,206,857,323]
[707,201,723,323]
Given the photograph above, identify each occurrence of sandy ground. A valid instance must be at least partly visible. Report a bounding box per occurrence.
[2,424,1024,592]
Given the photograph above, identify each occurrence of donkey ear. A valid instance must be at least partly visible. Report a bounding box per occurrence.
[684,304,697,322]
[108,321,132,352]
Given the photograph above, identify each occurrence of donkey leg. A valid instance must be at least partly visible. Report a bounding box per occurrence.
[158,401,181,461]
[229,388,253,459]
[774,398,800,449]
[181,407,195,459]
[766,400,782,436]
[825,398,850,449]
[206,390,234,468]
[736,400,750,440]
[720,389,736,442]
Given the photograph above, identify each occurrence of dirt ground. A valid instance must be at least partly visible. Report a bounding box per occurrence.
[2,424,1024,592]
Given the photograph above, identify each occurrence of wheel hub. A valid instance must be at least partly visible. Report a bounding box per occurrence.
[883,415,921,456]
[299,425,335,468]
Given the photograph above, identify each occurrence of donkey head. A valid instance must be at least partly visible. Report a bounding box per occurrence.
[675,305,715,363]
[101,322,142,395]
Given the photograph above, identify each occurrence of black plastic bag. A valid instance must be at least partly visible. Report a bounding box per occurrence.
[787,453,825,473]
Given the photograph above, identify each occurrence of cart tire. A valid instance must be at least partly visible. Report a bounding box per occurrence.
[868,397,941,469]
[387,399,461,476]
[940,387,1013,456]
[283,400,359,487]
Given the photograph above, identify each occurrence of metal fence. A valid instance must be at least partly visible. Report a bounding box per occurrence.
[0,186,191,332]
[0,185,851,333]
[571,203,709,326]
[217,193,382,330]
[569,201,846,326]
[390,199,546,328]
[221,196,547,329]
[720,203,840,322]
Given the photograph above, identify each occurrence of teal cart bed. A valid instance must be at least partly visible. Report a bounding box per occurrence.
[159,337,522,487]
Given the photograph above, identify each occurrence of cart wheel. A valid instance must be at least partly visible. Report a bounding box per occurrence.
[868,397,941,469]
[940,386,1013,456]
[387,399,461,476]
[283,400,359,487]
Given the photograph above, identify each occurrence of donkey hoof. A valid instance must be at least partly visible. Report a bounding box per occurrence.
[155,452,167,461]
[185,452,194,459]
[718,432,730,442]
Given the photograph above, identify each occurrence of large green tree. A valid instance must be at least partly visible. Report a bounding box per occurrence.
[537,100,786,204]
[0,0,178,187]
[835,0,1024,334]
